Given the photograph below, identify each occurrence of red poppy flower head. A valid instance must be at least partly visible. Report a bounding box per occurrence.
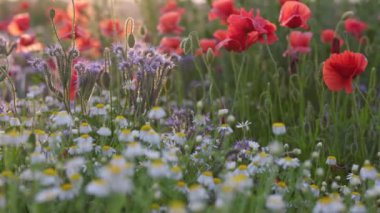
[16,33,43,53]
[7,13,30,36]
[323,51,367,94]
[196,39,219,56]
[344,18,367,40]
[59,21,88,40]
[19,34,35,46]
[18,1,30,11]
[76,37,101,56]
[280,0,300,5]
[67,0,90,25]
[99,19,124,37]
[321,29,335,44]
[279,1,311,29]
[254,11,278,45]
[213,29,228,42]
[159,36,183,55]
[283,31,312,56]
[67,0,89,16]
[208,0,238,24]
[321,29,344,53]
[157,11,184,35]
[160,0,185,15]
[217,8,278,52]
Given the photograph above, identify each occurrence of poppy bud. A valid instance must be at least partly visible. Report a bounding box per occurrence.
[139,25,146,36]
[341,11,354,20]
[206,48,214,64]
[98,71,110,90]
[180,37,191,54]
[125,17,134,37]
[98,48,111,90]
[125,17,135,49]
[331,37,341,54]
[127,34,135,49]
[50,9,56,20]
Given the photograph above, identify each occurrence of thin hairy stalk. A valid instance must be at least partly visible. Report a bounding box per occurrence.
[0,67,17,116]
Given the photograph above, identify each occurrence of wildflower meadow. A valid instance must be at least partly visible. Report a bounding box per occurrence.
[0,0,380,212]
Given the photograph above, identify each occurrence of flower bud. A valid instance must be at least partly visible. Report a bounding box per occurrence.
[50,9,56,20]
[341,11,354,20]
[127,34,135,49]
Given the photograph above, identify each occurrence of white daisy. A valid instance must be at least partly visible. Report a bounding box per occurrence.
[51,111,73,127]
[266,194,286,212]
[197,171,214,187]
[326,156,337,166]
[313,196,345,213]
[147,159,170,178]
[272,122,286,135]
[79,122,92,134]
[118,129,135,142]
[360,162,377,180]
[35,188,60,203]
[86,179,110,197]
[148,106,166,120]
[124,142,146,158]
[97,127,112,136]
[277,156,300,169]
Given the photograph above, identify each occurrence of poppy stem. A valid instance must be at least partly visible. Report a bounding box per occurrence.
[71,0,76,48]
[264,36,278,72]
[354,84,374,118]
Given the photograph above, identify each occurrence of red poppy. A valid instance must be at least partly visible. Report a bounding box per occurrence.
[160,0,185,15]
[196,39,219,56]
[67,0,90,25]
[279,0,300,5]
[157,11,184,35]
[283,31,312,56]
[320,29,344,53]
[76,37,100,54]
[19,34,35,46]
[208,0,238,24]
[158,36,183,55]
[59,21,88,40]
[279,1,311,29]
[218,9,278,52]
[18,1,30,11]
[323,51,367,94]
[213,29,227,41]
[17,34,43,53]
[67,1,89,17]
[321,29,339,44]
[7,13,30,36]
[344,18,367,40]
[254,12,278,44]
[99,19,124,37]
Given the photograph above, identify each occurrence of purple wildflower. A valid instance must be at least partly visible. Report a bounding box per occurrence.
[28,57,47,72]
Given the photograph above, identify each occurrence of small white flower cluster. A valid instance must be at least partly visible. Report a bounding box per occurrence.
[0,98,377,212]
